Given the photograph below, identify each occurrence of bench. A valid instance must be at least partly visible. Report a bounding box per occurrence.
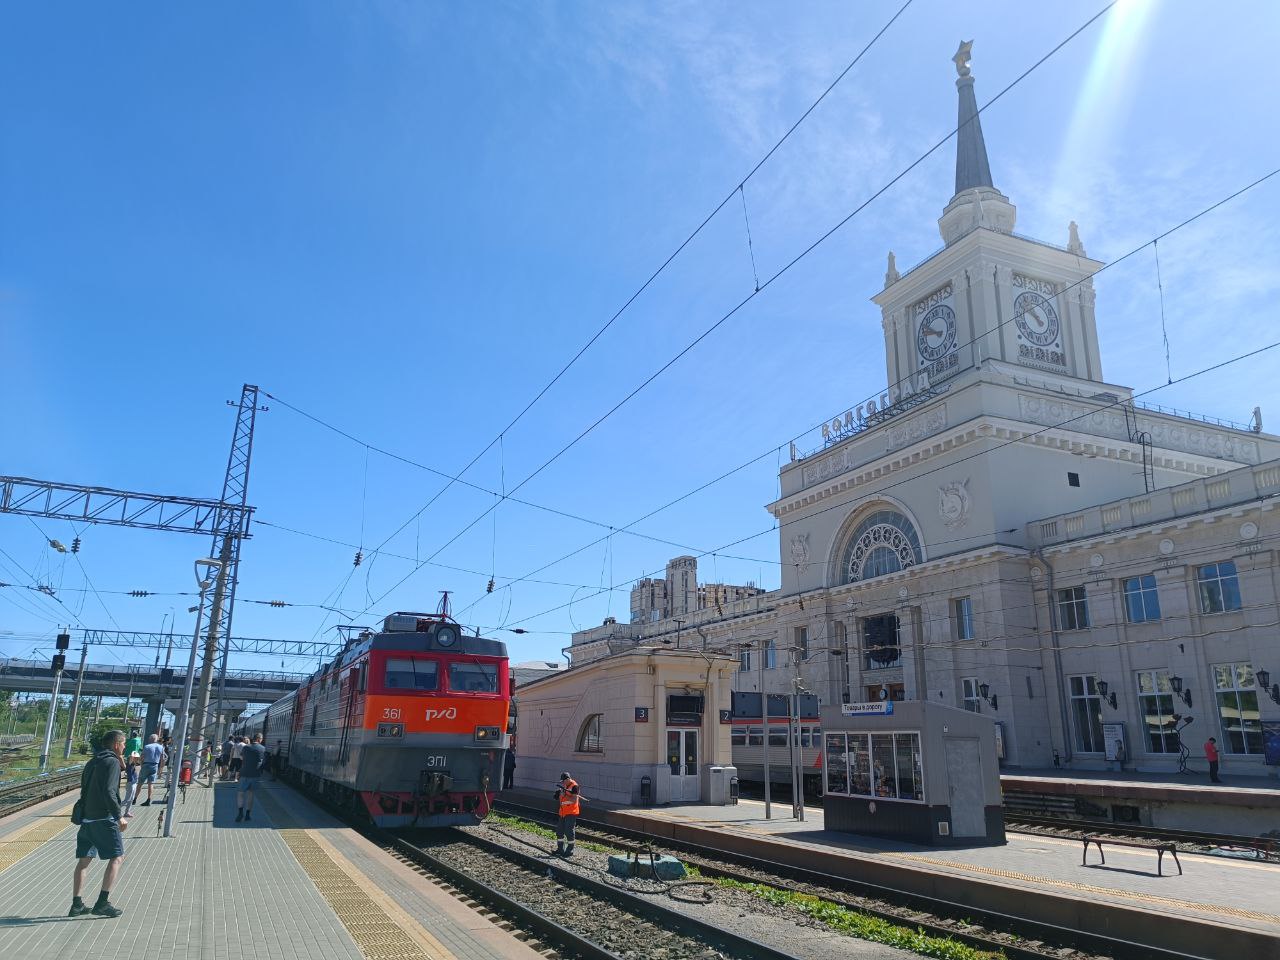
[1082,834,1181,876]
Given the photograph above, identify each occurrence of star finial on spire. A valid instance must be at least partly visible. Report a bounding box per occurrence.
[953,40,973,78]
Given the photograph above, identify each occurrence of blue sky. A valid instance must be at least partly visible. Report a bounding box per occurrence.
[3,1,1278,678]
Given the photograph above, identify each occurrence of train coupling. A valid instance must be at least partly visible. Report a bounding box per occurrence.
[418,770,454,797]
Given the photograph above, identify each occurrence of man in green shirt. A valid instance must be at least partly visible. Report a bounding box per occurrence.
[124,728,142,758]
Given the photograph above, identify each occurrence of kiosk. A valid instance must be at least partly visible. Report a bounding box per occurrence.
[821,700,1005,846]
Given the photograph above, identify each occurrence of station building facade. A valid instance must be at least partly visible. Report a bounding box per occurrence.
[568,45,1280,779]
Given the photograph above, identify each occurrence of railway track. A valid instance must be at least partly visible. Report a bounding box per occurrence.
[0,768,83,818]
[286,772,808,960]
[494,798,1219,960]
[386,828,806,960]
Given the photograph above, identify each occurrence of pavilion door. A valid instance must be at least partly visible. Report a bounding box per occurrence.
[666,729,700,802]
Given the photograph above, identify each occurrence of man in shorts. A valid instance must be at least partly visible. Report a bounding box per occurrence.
[69,729,131,918]
[235,734,267,823]
[136,734,166,806]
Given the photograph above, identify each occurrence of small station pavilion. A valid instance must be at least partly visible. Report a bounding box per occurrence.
[512,648,737,805]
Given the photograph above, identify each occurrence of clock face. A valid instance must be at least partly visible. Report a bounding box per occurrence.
[916,305,957,363]
[1013,291,1060,347]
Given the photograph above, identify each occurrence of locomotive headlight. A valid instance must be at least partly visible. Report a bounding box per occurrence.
[474,725,501,742]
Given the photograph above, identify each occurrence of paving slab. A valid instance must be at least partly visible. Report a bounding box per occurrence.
[0,776,543,960]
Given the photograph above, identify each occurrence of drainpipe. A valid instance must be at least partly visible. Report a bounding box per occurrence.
[1034,549,1072,764]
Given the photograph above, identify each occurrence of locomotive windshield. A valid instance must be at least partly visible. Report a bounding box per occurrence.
[449,661,498,693]
[385,657,439,690]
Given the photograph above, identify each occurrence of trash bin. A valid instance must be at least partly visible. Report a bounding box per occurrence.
[180,760,193,785]
[708,766,726,805]
[640,775,652,806]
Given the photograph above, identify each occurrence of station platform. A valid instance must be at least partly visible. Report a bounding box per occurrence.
[0,778,544,960]
[500,788,1280,959]
[1000,767,1280,833]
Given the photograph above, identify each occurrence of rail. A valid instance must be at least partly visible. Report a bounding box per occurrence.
[495,797,1228,960]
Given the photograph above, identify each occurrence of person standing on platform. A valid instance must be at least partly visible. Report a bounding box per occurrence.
[228,736,245,782]
[124,728,142,759]
[134,735,166,806]
[121,752,141,816]
[235,734,267,823]
[1205,737,1222,783]
[218,736,234,780]
[503,750,516,790]
[69,730,131,919]
[553,772,584,857]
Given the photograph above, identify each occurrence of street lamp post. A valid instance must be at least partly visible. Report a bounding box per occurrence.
[164,557,222,839]
[757,636,772,821]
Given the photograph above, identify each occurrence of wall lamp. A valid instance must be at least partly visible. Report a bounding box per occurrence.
[1096,680,1119,710]
[1168,674,1193,708]
[1258,668,1280,705]
[978,682,998,711]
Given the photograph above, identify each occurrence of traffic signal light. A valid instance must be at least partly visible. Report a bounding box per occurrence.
[51,654,66,672]
[55,632,71,650]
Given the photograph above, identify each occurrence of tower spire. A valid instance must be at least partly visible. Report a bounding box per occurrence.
[937,40,1015,245]
[952,41,994,194]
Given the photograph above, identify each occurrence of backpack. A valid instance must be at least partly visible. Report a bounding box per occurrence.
[71,761,95,825]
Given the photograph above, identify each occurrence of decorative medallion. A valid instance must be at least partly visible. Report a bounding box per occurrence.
[1158,538,1175,556]
[1240,521,1259,541]
[938,477,972,529]
[1090,553,1104,569]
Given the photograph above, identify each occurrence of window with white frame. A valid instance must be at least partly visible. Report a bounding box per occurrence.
[961,677,981,713]
[1068,675,1105,753]
[795,626,809,661]
[1212,662,1263,754]
[1197,561,1242,614]
[1122,574,1161,623]
[739,648,751,673]
[954,597,975,641]
[764,638,777,670]
[1136,670,1178,753]
[1056,586,1090,630]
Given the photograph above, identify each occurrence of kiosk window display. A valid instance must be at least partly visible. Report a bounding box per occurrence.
[824,732,923,801]
[820,701,1004,845]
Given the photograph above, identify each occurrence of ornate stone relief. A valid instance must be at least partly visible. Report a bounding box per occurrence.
[937,477,972,529]
[1017,395,1261,465]
[789,533,811,572]
[887,405,948,451]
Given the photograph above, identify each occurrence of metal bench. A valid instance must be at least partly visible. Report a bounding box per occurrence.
[1082,834,1181,876]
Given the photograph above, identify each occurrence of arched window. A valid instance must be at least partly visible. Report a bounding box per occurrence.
[839,510,922,584]
[576,714,603,753]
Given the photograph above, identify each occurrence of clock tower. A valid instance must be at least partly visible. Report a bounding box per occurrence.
[874,42,1105,393]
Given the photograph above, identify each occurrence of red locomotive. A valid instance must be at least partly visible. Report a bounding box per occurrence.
[239,611,510,827]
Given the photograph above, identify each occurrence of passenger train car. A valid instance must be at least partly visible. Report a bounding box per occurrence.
[729,692,824,794]
[238,611,510,827]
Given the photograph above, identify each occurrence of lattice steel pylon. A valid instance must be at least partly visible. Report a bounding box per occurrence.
[192,384,266,756]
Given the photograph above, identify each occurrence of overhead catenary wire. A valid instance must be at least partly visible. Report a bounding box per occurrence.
[355,4,1123,624]
[488,334,1280,632]
[294,0,919,574]
[455,163,1280,625]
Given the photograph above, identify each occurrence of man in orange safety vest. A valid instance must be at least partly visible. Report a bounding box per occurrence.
[553,772,583,857]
